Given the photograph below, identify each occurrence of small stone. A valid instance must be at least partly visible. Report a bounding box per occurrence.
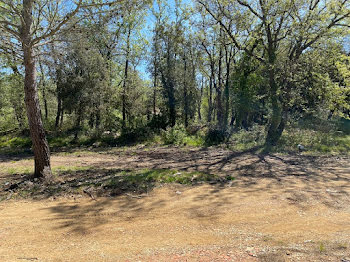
[6,192,13,200]
[175,191,182,195]
[191,175,198,182]
[26,181,34,189]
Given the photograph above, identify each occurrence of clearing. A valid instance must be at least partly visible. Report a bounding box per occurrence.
[0,146,349,261]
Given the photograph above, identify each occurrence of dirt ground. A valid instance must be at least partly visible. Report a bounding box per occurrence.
[0,146,350,261]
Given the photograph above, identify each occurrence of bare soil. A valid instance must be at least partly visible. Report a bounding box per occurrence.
[0,146,350,261]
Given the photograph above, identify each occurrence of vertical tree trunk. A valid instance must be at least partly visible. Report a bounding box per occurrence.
[53,46,62,129]
[153,64,157,116]
[95,108,100,129]
[153,30,158,116]
[55,98,62,128]
[183,52,189,127]
[216,34,224,127]
[21,0,51,179]
[207,63,214,123]
[265,68,283,146]
[59,107,64,127]
[198,78,203,121]
[223,45,232,127]
[168,80,176,127]
[39,60,48,120]
[122,27,131,129]
[74,105,83,141]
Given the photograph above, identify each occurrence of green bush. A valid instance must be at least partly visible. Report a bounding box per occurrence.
[161,124,187,145]
[0,135,31,148]
[204,128,229,146]
[116,127,153,145]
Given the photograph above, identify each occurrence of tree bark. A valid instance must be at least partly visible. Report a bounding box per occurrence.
[198,79,203,121]
[183,52,189,127]
[216,33,224,127]
[55,98,62,128]
[122,27,131,129]
[265,67,283,146]
[21,0,51,179]
[223,45,232,127]
[207,63,214,123]
[39,60,48,120]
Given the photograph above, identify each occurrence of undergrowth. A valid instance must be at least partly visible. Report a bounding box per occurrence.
[0,117,349,155]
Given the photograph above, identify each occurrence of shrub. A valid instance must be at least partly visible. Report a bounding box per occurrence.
[204,128,229,146]
[161,124,187,145]
[116,127,153,145]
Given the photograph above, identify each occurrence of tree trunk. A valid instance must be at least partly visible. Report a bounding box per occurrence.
[39,60,48,120]
[223,45,232,127]
[183,53,189,127]
[207,64,214,123]
[217,34,224,127]
[265,68,283,146]
[198,79,203,121]
[21,0,51,179]
[168,82,176,127]
[59,107,64,127]
[216,89,223,126]
[153,47,158,116]
[122,27,131,129]
[74,105,83,141]
[153,68,157,115]
[55,98,62,128]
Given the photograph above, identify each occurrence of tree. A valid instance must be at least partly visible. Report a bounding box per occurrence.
[0,0,147,178]
[198,0,350,145]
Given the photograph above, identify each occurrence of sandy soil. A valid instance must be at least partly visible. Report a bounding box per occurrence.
[0,146,349,261]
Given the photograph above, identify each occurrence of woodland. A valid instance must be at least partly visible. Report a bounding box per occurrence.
[0,0,349,178]
[0,1,350,261]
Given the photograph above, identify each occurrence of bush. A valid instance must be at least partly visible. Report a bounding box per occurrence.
[204,128,229,146]
[116,127,154,146]
[161,124,187,145]
[0,135,31,148]
[228,125,265,151]
[147,114,168,130]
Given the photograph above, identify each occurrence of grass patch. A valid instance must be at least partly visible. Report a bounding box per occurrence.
[106,169,224,187]
[319,242,326,252]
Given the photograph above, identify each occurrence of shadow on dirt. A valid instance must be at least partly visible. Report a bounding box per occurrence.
[1,146,350,234]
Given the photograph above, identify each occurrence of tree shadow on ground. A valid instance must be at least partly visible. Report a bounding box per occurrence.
[0,146,349,235]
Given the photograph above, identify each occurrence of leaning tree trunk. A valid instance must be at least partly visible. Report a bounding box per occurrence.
[22,0,52,179]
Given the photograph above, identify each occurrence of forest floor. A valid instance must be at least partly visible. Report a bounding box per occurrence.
[0,146,350,261]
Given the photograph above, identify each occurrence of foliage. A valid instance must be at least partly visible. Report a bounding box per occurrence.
[0,0,349,172]
[161,124,188,145]
[204,127,229,146]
